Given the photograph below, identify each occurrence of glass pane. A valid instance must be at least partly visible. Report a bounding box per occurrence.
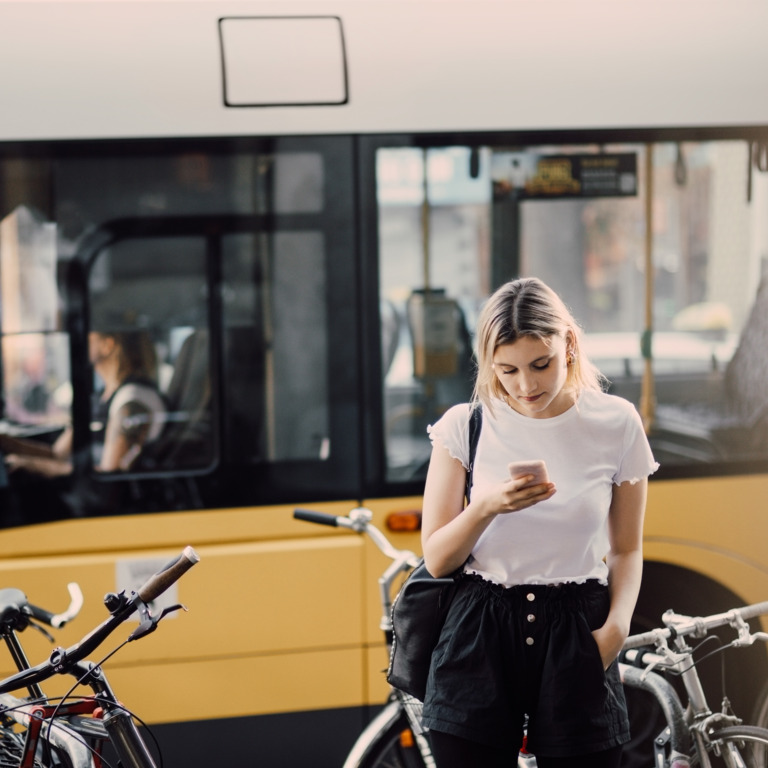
[0,205,58,333]
[222,230,329,464]
[89,236,211,472]
[378,147,486,481]
[378,140,768,483]
[644,142,768,465]
[53,151,323,244]
[0,138,351,522]
[2,332,70,430]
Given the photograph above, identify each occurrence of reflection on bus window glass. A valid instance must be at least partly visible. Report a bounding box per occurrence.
[54,150,324,245]
[378,147,488,482]
[222,231,329,464]
[2,334,70,429]
[378,140,768,477]
[0,204,70,434]
[88,237,212,472]
[0,205,58,333]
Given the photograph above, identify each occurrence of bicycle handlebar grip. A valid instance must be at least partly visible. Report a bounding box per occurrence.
[137,546,200,603]
[27,604,56,626]
[737,600,768,621]
[293,508,340,527]
[623,629,666,650]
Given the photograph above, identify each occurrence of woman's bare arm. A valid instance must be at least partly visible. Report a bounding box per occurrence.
[592,478,647,668]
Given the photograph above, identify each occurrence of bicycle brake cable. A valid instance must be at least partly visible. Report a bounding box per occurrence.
[40,639,132,768]
[27,620,55,643]
[675,636,736,677]
[46,637,164,768]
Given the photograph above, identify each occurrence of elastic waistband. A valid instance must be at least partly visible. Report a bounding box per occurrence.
[460,572,606,605]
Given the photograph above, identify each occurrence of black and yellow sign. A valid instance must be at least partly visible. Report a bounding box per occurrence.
[493,152,637,200]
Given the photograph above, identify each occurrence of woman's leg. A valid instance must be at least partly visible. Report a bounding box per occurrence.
[429,729,519,768]
[535,744,623,768]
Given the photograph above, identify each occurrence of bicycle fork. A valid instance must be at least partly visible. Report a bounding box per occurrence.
[74,661,158,768]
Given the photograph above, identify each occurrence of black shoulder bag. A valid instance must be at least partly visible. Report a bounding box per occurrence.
[386,405,483,701]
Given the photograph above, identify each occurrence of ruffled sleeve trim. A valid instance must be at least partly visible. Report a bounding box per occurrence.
[616,461,660,485]
[426,403,472,469]
[427,423,469,469]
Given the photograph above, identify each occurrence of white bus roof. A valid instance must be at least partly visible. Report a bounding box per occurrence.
[1,0,767,142]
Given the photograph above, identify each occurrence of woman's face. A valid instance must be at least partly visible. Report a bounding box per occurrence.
[88,332,114,366]
[492,334,574,419]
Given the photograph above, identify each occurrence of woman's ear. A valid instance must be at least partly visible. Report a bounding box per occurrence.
[564,330,578,366]
[564,329,575,355]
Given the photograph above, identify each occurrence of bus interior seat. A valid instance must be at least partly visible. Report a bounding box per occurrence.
[651,275,768,462]
[140,330,212,470]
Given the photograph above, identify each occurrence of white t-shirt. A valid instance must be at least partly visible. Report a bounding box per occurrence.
[427,390,659,587]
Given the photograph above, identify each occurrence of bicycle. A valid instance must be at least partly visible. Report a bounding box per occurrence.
[0,546,200,768]
[293,506,537,768]
[620,602,768,768]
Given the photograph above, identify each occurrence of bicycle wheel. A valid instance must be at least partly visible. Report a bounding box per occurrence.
[0,724,29,768]
[0,724,67,768]
[351,707,429,768]
[706,725,768,768]
[0,719,85,768]
[751,679,768,731]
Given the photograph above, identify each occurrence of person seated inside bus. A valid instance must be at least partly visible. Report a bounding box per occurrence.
[0,330,167,476]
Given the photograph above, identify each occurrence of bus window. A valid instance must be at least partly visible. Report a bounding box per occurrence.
[377,140,768,481]
[0,136,358,523]
[0,205,70,445]
[517,141,767,468]
[88,236,211,473]
[378,147,487,482]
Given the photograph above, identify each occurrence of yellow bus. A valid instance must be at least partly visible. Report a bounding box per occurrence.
[0,1,767,765]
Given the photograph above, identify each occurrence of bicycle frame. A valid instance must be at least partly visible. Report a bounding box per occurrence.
[622,601,768,768]
[0,547,199,768]
[0,641,152,768]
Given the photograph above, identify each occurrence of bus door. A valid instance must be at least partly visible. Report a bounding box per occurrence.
[61,213,361,515]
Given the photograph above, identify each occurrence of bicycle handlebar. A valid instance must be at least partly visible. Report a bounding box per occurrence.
[293,509,342,527]
[137,546,200,603]
[0,547,200,696]
[29,583,84,629]
[623,599,768,650]
[293,508,420,568]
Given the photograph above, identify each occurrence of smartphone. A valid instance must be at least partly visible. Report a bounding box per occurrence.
[508,459,550,488]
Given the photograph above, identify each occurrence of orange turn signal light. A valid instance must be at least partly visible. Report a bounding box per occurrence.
[385,510,422,532]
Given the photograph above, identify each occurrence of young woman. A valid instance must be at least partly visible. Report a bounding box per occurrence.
[2,330,166,476]
[420,277,658,768]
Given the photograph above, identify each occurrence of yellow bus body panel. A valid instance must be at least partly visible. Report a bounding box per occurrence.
[0,502,369,720]
[644,474,768,604]
[0,476,766,724]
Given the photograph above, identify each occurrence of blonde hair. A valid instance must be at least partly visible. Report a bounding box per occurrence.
[472,277,605,412]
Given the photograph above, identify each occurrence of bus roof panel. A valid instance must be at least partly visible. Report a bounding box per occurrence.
[0,0,767,141]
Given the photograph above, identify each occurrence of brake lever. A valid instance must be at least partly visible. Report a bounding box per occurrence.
[128,601,188,642]
[28,621,55,643]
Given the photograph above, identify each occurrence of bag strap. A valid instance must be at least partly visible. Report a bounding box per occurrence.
[465,404,483,503]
